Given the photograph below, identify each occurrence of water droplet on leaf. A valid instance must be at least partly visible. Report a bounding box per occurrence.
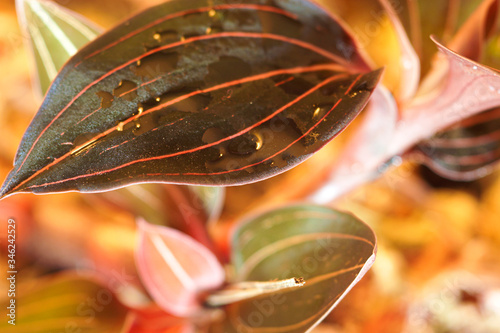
[131,52,180,80]
[228,132,264,155]
[113,80,138,101]
[96,91,114,108]
[202,127,225,144]
[206,56,252,84]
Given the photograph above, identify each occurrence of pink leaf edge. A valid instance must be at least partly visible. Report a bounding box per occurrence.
[135,219,225,317]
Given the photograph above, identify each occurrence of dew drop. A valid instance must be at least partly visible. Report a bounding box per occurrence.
[272,156,288,168]
[96,91,114,108]
[228,132,264,155]
[113,80,138,101]
[156,97,161,102]
[206,27,212,34]
[137,106,144,115]
[117,122,125,131]
[313,107,321,118]
[153,30,180,43]
[312,105,331,119]
[208,9,216,17]
[254,132,263,151]
[71,133,100,156]
[205,56,252,84]
[208,23,223,34]
[131,52,179,79]
[205,146,226,167]
[202,127,225,144]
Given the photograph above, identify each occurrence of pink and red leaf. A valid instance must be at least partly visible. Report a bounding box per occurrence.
[135,220,225,317]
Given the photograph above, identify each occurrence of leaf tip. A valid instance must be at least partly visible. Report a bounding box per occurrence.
[0,178,16,201]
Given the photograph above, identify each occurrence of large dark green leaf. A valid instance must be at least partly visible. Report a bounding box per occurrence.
[417,107,500,180]
[0,0,381,198]
[209,204,376,332]
[17,0,225,251]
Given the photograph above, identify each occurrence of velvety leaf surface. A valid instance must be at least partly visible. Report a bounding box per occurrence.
[0,0,381,198]
[0,273,128,333]
[135,220,225,317]
[16,0,102,95]
[209,204,376,333]
[417,107,500,180]
[17,0,225,251]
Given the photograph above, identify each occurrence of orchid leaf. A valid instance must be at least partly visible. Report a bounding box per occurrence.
[0,0,381,199]
[16,0,102,95]
[0,273,128,333]
[135,220,225,317]
[397,39,500,150]
[17,0,225,244]
[209,204,376,332]
[413,0,500,181]
[417,107,500,180]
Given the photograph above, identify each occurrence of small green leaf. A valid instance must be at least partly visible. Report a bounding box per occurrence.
[209,204,376,332]
[0,273,128,333]
[16,0,102,94]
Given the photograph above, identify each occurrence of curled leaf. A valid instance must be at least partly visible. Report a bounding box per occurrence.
[416,107,500,180]
[209,204,376,332]
[390,39,500,156]
[135,220,225,317]
[16,0,102,95]
[0,0,381,198]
